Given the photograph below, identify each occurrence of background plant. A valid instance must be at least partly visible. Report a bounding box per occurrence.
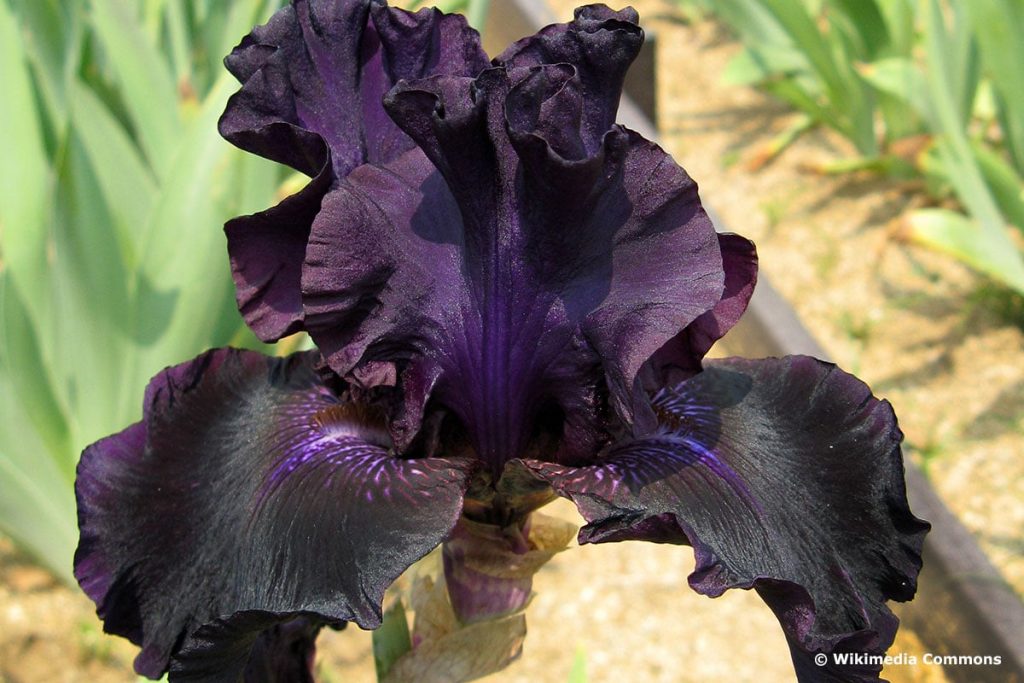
[0,0,288,582]
[675,0,1024,296]
[0,0,495,589]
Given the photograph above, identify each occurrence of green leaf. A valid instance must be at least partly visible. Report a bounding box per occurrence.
[567,646,588,683]
[712,0,792,46]
[814,154,916,177]
[721,44,808,85]
[142,0,168,38]
[163,0,192,85]
[0,274,71,469]
[830,0,889,59]
[7,0,83,133]
[0,0,51,292]
[0,444,77,584]
[373,600,413,681]
[716,0,878,154]
[851,55,925,145]
[134,75,236,284]
[922,1,1004,230]
[756,0,848,108]
[0,276,76,583]
[967,0,1024,173]
[0,0,58,375]
[908,208,1024,295]
[858,57,931,124]
[0,0,287,585]
[875,0,915,57]
[68,80,158,262]
[946,0,980,128]
[762,77,830,125]
[466,0,491,29]
[90,0,182,177]
[51,131,137,444]
[972,142,1024,233]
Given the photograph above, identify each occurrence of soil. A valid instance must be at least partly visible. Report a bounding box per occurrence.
[2,1,1020,682]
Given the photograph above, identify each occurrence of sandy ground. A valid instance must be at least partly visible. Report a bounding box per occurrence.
[2,1,1021,682]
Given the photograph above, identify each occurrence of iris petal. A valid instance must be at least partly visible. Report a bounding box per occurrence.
[74,348,472,680]
[170,612,325,683]
[498,8,758,383]
[495,4,644,152]
[220,0,488,177]
[224,171,334,340]
[685,233,758,361]
[302,59,723,470]
[219,0,489,341]
[644,233,758,385]
[519,356,929,681]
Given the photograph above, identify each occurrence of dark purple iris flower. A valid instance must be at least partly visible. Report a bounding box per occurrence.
[74,2,929,681]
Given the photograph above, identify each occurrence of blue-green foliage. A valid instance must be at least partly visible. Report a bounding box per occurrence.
[0,0,286,582]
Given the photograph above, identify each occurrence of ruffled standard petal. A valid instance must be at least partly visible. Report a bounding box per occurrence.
[495,4,643,152]
[74,348,473,681]
[220,0,488,177]
[520,356,929,681]
[302,62,723,472]
[497,7,755,385]
[219,0,489,340]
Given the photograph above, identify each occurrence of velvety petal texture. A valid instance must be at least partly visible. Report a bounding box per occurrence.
[225,171,333,340]
[171,612,324,683]
[521,356,929,682]
[302,28,725,469]
[644,233,758,386]
[220,0,488,176]
[496,7,757,386]
[495,4,643,152]
[681,233,758,361]
[75,349,473,680]
[220,0,489,340]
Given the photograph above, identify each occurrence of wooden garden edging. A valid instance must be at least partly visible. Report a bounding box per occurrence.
[484,2,1024,681]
